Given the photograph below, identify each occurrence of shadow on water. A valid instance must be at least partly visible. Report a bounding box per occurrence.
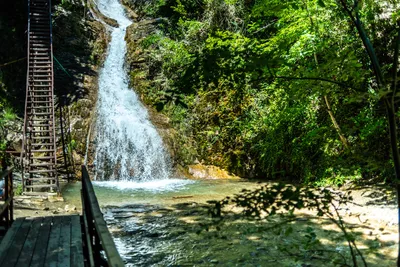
[103,201,396,267]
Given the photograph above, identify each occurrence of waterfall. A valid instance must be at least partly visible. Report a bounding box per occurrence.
[94,0,171,181]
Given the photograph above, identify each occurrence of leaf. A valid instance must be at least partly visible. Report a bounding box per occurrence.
[317,0,326,7]
[284,226,293,236]
[155,102,165,112]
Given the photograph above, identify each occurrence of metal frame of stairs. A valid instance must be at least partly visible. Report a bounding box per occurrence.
[21,0,59,195]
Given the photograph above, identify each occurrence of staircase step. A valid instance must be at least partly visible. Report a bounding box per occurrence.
[28,101,52,104]
[30,44,49,47]
[25,184,57,189]
[27,105,52,108]
[29,170,56,174]
[29,82,51,85]
[29,69,51,72]
[29,119,51,121]
[30,11,48,15]
[30,146,54,149]
[29,70,51,73]
[30,47,50,50]
[29,130,52,133]
[31,147,54,151]
[27,90,52,93]
[29,84,52,91]
[29,163,55,167]
[22,192,57,197]
[32,135,53,139]
[29,61,51,64]
[30,42,50,46]
[28,112,52,116]
[30,56,50,60]
[30,95,52,98]
[32,156,55,160]
[30,75,51,78]
[26,178,56,183]
[30,36,50,39]
[29,123,52,127]
[30,51,50,54]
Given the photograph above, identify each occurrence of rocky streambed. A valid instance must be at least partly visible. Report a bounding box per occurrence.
[95,180,397,266]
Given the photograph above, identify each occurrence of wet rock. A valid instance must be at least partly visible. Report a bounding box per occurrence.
[188,164,240,180]
[125,228,143,235]
[48,196,64,202]
[87,0,119,27]
[65,205,77,212]
[145,232,160,238]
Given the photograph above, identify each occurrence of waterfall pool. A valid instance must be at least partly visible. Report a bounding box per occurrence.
[62,178,259,207]
[62,178,269,266]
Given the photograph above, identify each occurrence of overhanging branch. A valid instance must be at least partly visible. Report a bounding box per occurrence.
[274,76,352,88]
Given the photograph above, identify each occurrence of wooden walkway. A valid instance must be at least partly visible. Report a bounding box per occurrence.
[0,215,84,267]
[0,166,124,266]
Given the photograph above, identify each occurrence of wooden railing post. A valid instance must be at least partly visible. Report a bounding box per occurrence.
[4,168,9,228]
[0,167,14,230]
[8,171,13,225]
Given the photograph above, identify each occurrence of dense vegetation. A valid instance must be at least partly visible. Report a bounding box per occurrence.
[0,0,105,169]
[0,0,27,167]
[128,0,399,184]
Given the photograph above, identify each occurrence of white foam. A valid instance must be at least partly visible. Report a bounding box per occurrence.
[94,0,171,181]
[93,179,195,192]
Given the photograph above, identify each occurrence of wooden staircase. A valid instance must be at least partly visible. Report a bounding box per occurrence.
[21,0,59,195]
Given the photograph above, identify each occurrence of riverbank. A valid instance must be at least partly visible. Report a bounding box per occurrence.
[10,178,397,266]
[13,181,82,219]
[71,179,400,266]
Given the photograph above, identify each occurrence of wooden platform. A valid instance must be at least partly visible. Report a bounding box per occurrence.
[0,215,84,267]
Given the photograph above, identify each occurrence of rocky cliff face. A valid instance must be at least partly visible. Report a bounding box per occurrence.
[122,2,238,179]
[52,2,108,178]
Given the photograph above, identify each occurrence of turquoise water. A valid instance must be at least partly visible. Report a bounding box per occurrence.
[61,178,262,266]
[62,178,260,208]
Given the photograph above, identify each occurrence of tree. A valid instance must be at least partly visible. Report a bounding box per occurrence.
[333,0,400,264]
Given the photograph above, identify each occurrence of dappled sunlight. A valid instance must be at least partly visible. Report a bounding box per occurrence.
[103,199,396,266]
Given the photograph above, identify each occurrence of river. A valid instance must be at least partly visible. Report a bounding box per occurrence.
[80,0,397,266]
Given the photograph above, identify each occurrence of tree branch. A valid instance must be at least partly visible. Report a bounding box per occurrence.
[338,0,384,87]
[274,76,352,88]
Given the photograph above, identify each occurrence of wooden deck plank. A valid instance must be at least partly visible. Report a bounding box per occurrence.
[15,217,44,267]
[0,218,24,266]
[3,218,33,267]
[70,215,84,267]
[30,217,52,267]
[57,216,71,267]
[44,216,62,267]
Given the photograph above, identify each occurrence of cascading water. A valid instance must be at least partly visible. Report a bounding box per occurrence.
[94,0,170,181]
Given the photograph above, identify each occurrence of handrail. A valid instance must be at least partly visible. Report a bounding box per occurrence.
[49,0,60,194]
[81,165,124,267]
[21,0,32,192]
[0,167,14,230]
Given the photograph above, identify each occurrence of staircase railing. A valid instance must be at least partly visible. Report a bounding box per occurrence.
[81,165,124,267]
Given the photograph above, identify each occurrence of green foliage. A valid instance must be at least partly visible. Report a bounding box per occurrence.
[0,103,17,163]
[128,0,398,184]
[14,183,22,196]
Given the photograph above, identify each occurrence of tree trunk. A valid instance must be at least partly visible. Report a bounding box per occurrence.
[324,95,349,149]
